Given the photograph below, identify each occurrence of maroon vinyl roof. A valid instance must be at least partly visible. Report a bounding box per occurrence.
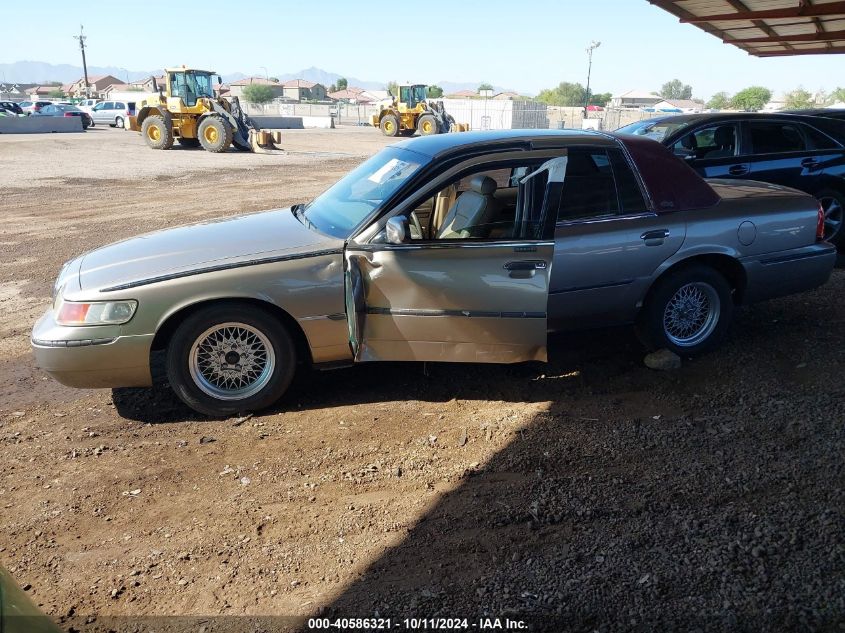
[611,133,721,213]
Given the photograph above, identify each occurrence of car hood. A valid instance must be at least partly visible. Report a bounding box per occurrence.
[76,208,342,292]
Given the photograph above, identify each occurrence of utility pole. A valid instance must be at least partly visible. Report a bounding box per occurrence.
[584,40,601,117]
[74,25,90,97]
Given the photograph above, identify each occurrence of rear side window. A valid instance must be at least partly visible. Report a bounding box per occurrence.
[557,149,619,223]
[608,149,648,214]
[802,124,839,150]
[115,102,124,109]
[748,122,806,153]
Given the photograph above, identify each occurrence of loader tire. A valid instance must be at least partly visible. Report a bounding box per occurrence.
[142,115,174,150]
[417,114,438,136]
[380,114,400,137]
[198,116,233,153]
[177,137,201,148]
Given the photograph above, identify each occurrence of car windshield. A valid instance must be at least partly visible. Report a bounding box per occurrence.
[58,105,81,112]
[303,147,426,238]
[616,119,690,141]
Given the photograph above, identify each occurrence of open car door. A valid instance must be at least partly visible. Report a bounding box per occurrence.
[344,156,567,364]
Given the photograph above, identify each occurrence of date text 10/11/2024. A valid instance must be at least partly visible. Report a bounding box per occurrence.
[307,617,529,630]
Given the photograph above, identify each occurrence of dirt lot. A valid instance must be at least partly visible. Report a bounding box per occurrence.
[0,127,843,632]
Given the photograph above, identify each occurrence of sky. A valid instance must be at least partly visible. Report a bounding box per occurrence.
[2,0,843,99]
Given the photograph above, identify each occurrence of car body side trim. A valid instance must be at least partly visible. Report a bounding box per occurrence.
[549,279,635,294]
[367,307,546,318]
[31,337,116,348]
[759,246,836,265]
[100,248,344,292]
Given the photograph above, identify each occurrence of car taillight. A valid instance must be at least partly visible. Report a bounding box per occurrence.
[63,112,73,117]
[817,202,825,241]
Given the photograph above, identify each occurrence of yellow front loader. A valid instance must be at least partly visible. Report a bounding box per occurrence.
[127,66,280,153]
[371,83,456,137]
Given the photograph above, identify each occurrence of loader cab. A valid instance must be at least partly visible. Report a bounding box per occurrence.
[166,68,216,109]
[398,84,428,110]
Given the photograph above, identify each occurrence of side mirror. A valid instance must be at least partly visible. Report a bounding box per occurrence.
[386,216,409,245]
[152,78,158,93]
[217,75,223,85]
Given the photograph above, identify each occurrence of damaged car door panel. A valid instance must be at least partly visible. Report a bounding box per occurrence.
[32,130,837,416]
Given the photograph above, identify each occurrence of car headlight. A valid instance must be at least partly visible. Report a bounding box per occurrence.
[56,300,138,326]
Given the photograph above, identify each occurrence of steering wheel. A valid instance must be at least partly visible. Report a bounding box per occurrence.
[409,211,423,240]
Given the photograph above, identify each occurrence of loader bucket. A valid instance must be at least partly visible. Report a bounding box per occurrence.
[248,129,284,154]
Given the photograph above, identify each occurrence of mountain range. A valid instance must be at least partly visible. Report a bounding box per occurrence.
[0,61,519,95]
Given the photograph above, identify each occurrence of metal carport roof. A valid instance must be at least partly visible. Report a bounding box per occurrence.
[649,1,845,56]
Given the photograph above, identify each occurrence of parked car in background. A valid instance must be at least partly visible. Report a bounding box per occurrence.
[617,113,845,245]
[77,98,101,113]
[19,100,52,114]
[32,130,835,417]
[0,101,24,115]
[90,100,136,128]
[32,104,92,129]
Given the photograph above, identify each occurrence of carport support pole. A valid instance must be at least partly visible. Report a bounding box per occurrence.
[74,25,90,97]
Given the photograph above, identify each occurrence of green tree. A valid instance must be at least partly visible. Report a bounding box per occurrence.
[269,77,279,83]
[826,87,845,104]
[336,77,348,91]
[706,91,731,110]
[329,83,337,93]
[731,86,772,111]
[589,92,612,106]
[783,88,815,110]
[478,82,494,92]
[660,79,693,100]
[242,84,275,104]
[427,85,444,98]
[536,82,587,107]
[47,88,65,98]
[386,81,398,97]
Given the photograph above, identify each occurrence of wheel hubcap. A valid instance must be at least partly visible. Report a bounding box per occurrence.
[189,322,275,401]
[205,127,218,143]
[148,127,160,141]
[663,282,720,347]
[820,196,843,240]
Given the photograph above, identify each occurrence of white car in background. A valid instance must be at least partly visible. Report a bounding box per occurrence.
[77,98,101,114]
[90,100,136,128]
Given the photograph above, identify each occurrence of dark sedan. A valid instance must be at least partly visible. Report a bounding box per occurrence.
[33,104,92,129]
[616,113,845,244]
[0,101,24,115]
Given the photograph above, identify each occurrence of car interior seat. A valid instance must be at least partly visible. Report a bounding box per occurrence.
[436,175,500,239]
[704,126,736,158]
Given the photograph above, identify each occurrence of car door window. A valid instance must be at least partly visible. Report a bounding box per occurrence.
[672,124,738,159]
[115,102,124,110]
[802,124,839,150]
[748,122,806,154]
[92,102,104,111]
[557,149,619,223]
[608,149,649,214]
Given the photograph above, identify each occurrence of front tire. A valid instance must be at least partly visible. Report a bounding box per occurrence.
[417,114,438,136]
[141,115,174,149]
[166,305,297,417]
[380,114,400,137]
[639,265,733,356]
[198,116,233,153]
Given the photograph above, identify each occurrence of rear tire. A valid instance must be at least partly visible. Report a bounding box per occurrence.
[165,305,297,417]
[417,114,438,136]
[177,136,201,148]
[817,188,845,246]
[141,115,174,150]
[638,265,733,356]
[115,115,124,129]
[198,116,233,153]
[380,113,400,137]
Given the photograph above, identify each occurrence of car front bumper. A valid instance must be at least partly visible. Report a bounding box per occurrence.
[31,309,153,388]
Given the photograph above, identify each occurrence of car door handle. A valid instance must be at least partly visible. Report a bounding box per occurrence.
[728,164,750,176]
[801,158,820,170]
[504,260,547,271]
[640,229,669,245]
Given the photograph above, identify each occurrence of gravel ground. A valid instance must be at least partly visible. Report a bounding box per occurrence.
[0,127,842,632]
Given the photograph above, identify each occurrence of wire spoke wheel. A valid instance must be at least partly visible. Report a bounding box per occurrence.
[820,195,843,241]
[662,282,721,348]
[188,322,275,401]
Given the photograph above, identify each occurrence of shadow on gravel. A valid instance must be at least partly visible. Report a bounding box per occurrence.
[310,365,844,631]
[112,326,646,423]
